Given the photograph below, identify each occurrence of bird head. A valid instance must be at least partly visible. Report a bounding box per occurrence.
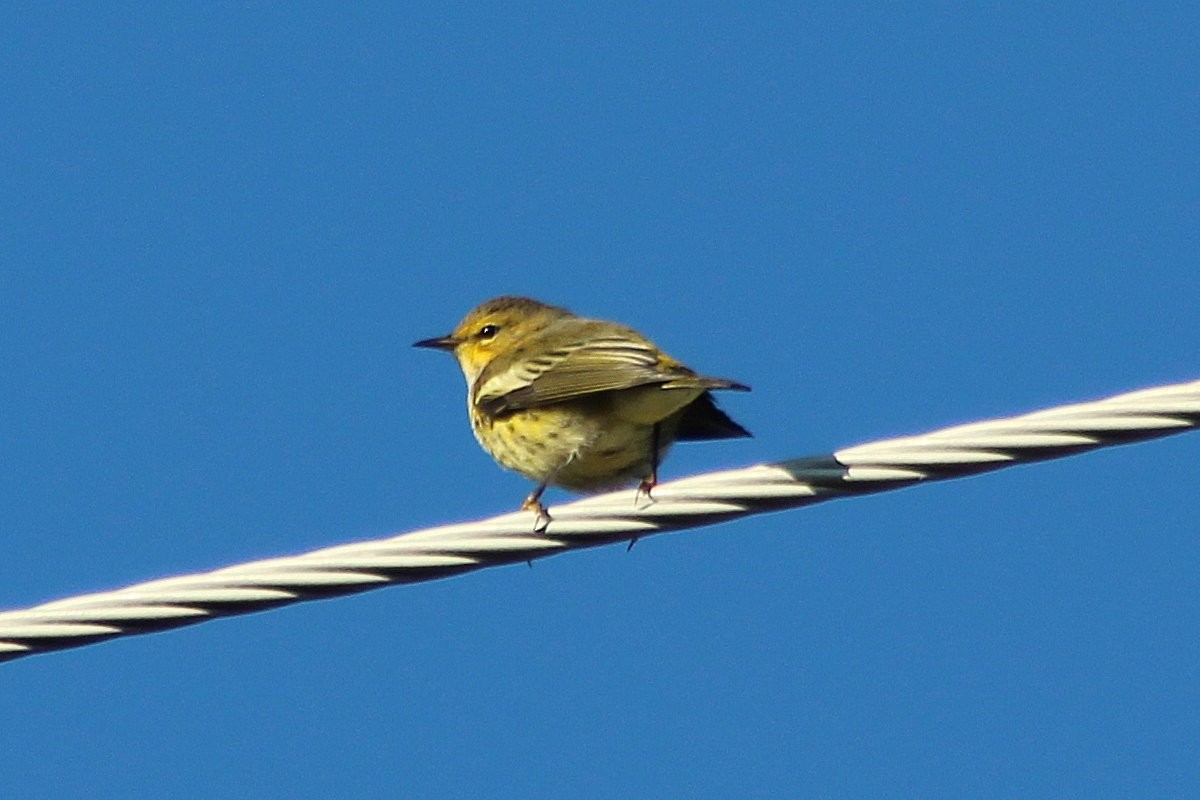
[414,296,570,385]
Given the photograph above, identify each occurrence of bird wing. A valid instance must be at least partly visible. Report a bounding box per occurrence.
[473,323,735,415]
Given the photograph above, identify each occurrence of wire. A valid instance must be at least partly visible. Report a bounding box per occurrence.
[2,379,1197,662]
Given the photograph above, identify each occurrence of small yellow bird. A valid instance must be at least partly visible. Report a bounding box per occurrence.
[415,296,750,531]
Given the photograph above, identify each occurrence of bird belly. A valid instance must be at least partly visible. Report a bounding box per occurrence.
[553,417,667,491]
[471,406,593,484]
[471,402,674,492]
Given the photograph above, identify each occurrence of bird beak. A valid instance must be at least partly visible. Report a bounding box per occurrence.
[413,335,460,351]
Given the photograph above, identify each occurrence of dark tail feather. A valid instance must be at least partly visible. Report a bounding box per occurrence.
[676,391,752,441]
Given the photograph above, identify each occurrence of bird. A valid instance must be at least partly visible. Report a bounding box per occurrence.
[414,296,750,531]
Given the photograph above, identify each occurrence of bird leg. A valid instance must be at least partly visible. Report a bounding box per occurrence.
[635,422,661,506]
[628,423,663,552]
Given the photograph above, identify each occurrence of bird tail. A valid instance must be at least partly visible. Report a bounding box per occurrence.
[675,391,752,440]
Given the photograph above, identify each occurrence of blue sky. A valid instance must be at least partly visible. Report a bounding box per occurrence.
[3,4,1198,797]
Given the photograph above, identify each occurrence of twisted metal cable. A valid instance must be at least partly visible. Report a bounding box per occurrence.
[2,379,1197,663]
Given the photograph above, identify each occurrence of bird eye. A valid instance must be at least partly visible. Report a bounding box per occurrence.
[477,324,499,339]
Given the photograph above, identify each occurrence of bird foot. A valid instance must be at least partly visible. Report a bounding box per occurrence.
[634,476,657,508]
[521,496,552,533]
